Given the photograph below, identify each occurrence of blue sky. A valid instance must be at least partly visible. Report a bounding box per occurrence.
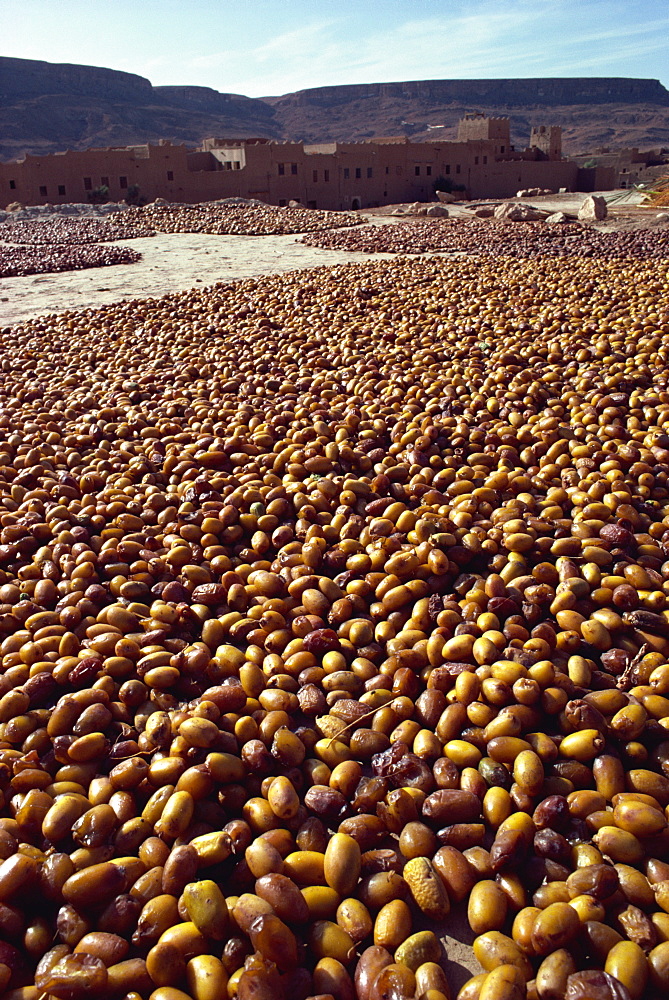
[2,0,668,97]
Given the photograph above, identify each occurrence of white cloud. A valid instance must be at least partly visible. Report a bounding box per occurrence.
[345,6,669,86]
[188,19,345,87]
[2,0,668,96]
[160,1,669,94]
[253,20,340,60]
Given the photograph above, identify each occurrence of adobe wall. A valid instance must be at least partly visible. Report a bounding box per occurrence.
[0,132,599,211]
[458,116,509,141]
[0,138,490,210]
[468,159,578,199]
[457,116,511,156]
[576,166,617,191]
[0,144,193,206]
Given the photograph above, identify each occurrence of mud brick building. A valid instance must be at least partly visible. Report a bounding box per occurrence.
[0,115,615,210]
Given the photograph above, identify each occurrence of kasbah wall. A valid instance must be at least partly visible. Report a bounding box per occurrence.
[0,115,615,210]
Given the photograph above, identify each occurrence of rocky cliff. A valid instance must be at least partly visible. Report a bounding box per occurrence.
[0,57,153,101]
[0,58,280,160]
[1,57,668,161]
[265,77,669,109]
[264,78,669,149]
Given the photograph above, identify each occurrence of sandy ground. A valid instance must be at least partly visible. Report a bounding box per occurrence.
[0,222,404,327]
[4,192,665,328]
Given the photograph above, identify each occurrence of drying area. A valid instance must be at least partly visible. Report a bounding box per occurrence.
[0,227,401,328]
[0,251,667,999]
[1,191,665,328]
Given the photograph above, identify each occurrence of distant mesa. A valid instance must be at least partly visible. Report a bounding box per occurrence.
[0,56,153,100]
[0,57,280,162]
[1,56,669,161]
[265,77,669,109]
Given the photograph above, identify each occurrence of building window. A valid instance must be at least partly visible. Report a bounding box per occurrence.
[101,176,109,187]
[500,146,505,153]
[9,180,16,189]
[445,165,450,174]
[234,161,240,169]
[278,198,286,206]
[367,167,373,178]
[426,166,432,176]
[385,166,389,174]
[415,166,420,176]
[474,157,479,165]
[225,162,232,170]
[291,163,297,175]
[343,168,350,179]
[39,186,47,197]
[324,169,329,182]
[278,163,285,175]
[313,170,318,183]
[119,176,128,189]
[58,185,66,196]
[167,170,174,180]
[83,177,92,191]
[355,167,361,179]
[483,156,487,165]
[456,164,461,174]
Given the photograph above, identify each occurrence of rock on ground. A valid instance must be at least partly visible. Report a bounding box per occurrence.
[0,202,129,223]
[517,187,554,198]
[494,202,546,222]
[545,211,570,224]
[578,195,608,222]
[426,205,449,217]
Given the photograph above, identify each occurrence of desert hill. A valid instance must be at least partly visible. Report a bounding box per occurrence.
[1,57,668,161]
[264,78,669,152]
[0,57,281,161]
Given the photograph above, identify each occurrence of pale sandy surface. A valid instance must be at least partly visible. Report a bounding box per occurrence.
[3,194,662,328]
[0,221,400,327]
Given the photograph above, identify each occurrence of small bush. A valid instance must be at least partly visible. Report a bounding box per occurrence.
[87,185,109,205]
[125,185,147,207]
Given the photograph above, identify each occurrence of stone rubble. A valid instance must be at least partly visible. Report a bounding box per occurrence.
[577,195,608,222]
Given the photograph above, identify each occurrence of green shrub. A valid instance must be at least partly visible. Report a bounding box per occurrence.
[87,185,109,205]
[125,184,147,206]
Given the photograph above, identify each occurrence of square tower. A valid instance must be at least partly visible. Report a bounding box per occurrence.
[457,113,511,155]
[530,125,562,160]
